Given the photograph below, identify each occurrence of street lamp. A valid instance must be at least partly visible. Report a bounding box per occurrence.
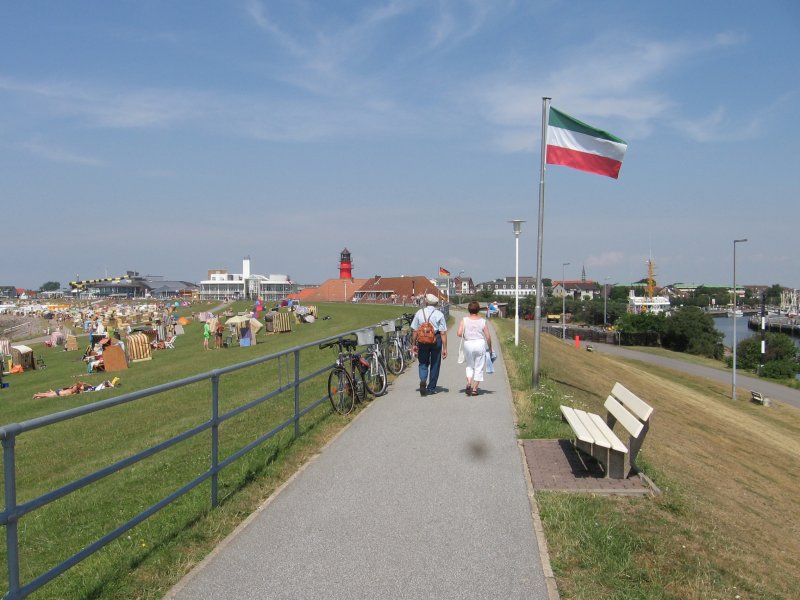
[456,270,465,304]
[603,277,610,326]
[561,262,570,340]
[509,220,525,346]
[732,238,747,400]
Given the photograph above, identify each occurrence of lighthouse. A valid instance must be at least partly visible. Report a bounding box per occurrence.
[339,248,353,279]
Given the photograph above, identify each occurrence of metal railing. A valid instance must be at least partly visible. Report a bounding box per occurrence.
[0,324,383,599]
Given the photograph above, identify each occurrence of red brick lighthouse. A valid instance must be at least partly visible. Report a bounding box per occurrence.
[339,248,353,279]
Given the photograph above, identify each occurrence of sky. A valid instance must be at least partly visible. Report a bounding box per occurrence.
[2,1,799,291]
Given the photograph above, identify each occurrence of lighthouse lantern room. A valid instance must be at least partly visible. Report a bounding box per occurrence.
[339,248,353,279]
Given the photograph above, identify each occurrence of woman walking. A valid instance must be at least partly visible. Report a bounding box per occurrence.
[457,301,493,396]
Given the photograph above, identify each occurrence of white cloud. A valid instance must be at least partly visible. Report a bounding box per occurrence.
[585,251,626,270]
[22,137,105,166]
[474,31,749,150]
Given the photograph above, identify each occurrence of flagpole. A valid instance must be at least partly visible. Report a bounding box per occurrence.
[533,97,551,388]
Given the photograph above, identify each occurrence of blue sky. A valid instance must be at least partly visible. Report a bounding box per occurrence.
[2,1,798,291]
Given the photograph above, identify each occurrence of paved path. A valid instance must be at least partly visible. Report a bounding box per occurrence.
[166,313,551,599]
[587,342,800,409]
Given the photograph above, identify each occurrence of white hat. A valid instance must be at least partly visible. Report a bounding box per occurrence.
[425,293,439,305]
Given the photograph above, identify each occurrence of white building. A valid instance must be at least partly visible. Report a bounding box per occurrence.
[476,276,537,297]
[199,257,295,302]
[627,290,671,315]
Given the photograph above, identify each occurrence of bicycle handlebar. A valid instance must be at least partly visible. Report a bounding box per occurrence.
[319,337,358,351]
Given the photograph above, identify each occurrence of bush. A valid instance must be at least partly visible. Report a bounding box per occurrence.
[661,306,723,359]
[761,359,799,379]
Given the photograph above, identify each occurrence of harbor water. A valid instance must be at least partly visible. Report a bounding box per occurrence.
[715,315,800,352]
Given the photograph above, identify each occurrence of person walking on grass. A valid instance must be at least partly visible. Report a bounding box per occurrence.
[457,301,493,396]
[203,320,211,350]
[411,293,448,396]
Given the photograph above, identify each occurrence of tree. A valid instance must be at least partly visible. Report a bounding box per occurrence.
[616,312,666,334]
[661,306,723,359]
[608,286,630,301]
[736,332,799,378]
[39,281,61,292]
[615,312,666,346]
[765,284,784,305]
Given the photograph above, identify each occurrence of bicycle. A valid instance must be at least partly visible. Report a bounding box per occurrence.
[319,337,369,415]
[379,321,405,375]
[399,313,417,367]
[362,336,388,396]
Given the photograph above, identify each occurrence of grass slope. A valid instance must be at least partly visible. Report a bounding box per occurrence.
[495,318,800,599]
[0,302,408,599]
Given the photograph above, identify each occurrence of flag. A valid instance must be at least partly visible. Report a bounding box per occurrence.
[439,267,450,277]
[546,107,627,179]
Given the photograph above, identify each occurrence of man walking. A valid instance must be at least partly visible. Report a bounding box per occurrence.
[411,293,448,396]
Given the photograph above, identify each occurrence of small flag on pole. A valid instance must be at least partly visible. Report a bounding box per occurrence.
[546,107,627,179]
[439,267,450,277]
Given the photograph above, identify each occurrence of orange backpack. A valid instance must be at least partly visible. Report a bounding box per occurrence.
[416,309,437,345]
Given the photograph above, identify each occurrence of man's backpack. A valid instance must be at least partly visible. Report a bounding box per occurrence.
[416,309,437,345]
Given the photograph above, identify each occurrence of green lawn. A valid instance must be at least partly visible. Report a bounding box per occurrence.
[0,302,409,599]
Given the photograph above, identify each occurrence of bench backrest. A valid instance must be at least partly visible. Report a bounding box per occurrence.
[611,382,653,423]
[604,395,644,438]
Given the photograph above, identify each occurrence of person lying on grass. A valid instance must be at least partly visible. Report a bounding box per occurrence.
[32,377,119,399]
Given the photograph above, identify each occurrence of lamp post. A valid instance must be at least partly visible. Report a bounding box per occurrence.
[732,238,747,400]
[456,270,465,305]
[509,220,525,346]
[561,262,570,340]
[603,277,610,326]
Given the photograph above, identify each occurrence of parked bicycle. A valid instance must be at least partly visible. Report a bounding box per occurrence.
[378,320,405,376]
[399,313,417,367]
[319,337,369,415]
[362,335,389,396]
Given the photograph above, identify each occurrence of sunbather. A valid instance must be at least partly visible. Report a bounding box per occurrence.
[32,378,118,399]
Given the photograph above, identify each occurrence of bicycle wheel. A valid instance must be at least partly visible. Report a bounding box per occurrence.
[363,354,388,397]
[328,367,355,415]
[402,334,416,365]
[385,340,404,375]
[352,365,369,403]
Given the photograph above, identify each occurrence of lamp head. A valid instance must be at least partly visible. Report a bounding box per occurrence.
[508,219,525,235]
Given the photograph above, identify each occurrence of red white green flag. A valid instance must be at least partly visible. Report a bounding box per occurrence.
[546,107,627,179]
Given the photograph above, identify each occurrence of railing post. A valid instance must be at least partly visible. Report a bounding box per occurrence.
[3,433,21,599]
[294,350,301,439]
[211,372,219,509]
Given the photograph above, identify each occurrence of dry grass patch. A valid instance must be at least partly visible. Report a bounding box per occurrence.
[495,320,800,599]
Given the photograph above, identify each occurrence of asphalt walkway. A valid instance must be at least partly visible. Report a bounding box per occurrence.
[166,313,551,599]
[588,342,800,409]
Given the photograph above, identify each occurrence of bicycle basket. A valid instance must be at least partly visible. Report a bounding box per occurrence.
[381,320,396,333]
[355,329,375,346]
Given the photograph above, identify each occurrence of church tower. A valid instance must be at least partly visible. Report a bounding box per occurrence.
[339,248,353,279]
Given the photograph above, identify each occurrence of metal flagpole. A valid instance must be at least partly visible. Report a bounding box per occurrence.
[533,97,551,388]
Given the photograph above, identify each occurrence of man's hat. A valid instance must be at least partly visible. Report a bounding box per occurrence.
[425,293,439,305]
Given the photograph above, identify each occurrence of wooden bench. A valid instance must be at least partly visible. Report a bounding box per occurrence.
[750,390,770,406]
[560,383,654,479]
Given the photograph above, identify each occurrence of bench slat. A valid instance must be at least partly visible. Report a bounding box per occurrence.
[588,412,627,453]
[559,406,593,445]
[611,383,653,422]
[604,395,644,439]
[574,409,611,449]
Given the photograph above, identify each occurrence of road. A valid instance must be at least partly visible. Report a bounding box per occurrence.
[588,341,800,409]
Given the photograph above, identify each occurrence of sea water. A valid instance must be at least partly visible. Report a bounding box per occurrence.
[714,315,800,349]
